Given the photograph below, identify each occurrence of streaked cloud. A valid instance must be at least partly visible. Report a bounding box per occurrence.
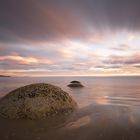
[0,0,140,76]
[0,55,38,65]
[112,44,131,51]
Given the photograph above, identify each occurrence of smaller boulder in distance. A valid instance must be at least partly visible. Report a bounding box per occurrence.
[68,81,84,88]
[70,81,81,84]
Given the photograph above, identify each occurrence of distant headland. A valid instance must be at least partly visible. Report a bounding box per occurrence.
[0,75,11,77]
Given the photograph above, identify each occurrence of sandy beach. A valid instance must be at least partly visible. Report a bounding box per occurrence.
[0,104,140,140]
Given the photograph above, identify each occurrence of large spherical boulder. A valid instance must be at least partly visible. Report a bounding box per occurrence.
[67,81,84,88]
[0,83,77,119]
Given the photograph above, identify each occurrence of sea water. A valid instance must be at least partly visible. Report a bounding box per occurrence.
[0,76,140,140]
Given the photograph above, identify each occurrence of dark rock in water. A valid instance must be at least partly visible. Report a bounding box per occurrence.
[68,81,84,88]
[0,83,77,119]
[70,81,81,84]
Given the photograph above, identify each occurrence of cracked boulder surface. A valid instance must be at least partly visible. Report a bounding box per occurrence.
[0,83,77,119]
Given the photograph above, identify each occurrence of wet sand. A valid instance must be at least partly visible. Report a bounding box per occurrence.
[0,104,140,140]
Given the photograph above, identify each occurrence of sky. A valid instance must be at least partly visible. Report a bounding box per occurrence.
[0,0,140,76]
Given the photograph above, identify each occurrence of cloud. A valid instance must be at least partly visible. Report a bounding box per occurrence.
[0,54,53,67]
[125,52,140,65]
[0,0,140,76]
[102,52,140,66]
[1,0,140,43]
[112,44,131,51]
[0,55,38,65]
[133,64,140,68]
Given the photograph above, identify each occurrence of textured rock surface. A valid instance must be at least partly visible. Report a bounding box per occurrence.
[0,83,77,119]
[68,81,84,88]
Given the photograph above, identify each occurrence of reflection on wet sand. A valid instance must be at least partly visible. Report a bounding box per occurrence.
[1,104,140,140]
[129,115,136,126]
[66,116,91,129]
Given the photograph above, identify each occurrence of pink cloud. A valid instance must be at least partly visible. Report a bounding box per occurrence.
[0,55,53,65]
